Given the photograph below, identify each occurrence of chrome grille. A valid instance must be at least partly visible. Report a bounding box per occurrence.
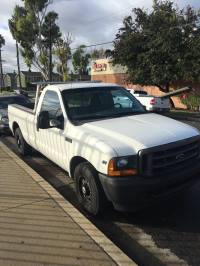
[139,136,200,177]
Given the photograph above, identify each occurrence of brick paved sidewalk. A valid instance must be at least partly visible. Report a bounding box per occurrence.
[0,142,135,266]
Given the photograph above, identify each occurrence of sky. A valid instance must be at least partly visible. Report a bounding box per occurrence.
[0,0,199,73]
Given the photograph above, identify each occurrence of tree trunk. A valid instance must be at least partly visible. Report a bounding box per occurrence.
[155,84,164,92]
[16,42,22,90]
[0,48,5,92]
[49,19,52,82]
[165,82,170,93]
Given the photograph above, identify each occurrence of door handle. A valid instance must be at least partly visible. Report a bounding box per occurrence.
[65,136,72,143]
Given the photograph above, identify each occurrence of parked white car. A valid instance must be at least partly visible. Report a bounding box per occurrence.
[8,82,200,215]
[128,89,170,112]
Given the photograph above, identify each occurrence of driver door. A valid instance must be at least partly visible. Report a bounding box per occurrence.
[36,90,67,169]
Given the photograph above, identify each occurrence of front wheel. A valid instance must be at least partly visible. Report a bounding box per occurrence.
[74,162,107,215]
[15,127,32,156]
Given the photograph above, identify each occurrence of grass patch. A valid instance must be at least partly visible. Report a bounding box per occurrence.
[0,92,14,96]
[168,110,200,118]
[171,110,198,115]
[0,89,15,96]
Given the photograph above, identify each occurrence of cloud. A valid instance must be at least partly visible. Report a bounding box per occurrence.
[0,25,8,30]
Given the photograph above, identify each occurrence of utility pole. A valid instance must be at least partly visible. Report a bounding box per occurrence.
[16,41,22,90]
[0,48,4,92]
[49,18,52,82]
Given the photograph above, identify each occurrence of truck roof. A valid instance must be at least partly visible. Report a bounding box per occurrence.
[45,82,120,92]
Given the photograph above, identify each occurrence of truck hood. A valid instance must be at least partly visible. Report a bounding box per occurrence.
[81,113,200,156]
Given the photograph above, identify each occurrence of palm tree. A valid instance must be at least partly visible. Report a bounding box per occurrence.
[0,34,5,92]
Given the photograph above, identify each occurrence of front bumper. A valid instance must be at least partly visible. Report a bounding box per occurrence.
[99,163,200,211]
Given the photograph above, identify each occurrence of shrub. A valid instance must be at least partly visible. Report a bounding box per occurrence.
[181,94,200,111]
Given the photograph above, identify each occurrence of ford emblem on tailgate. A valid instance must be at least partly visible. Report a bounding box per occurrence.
[176,153,185,160]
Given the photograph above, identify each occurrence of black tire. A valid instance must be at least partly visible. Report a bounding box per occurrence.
[74,162,107,215]
[14,127,32,156]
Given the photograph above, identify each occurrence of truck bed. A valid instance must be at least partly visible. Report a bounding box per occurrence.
[8,104,36,148]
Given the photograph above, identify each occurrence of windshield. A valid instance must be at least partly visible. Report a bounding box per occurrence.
[62,86,146,122]
[0,96,30,109]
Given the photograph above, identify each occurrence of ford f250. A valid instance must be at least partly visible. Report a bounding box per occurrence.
[8,82,200,215]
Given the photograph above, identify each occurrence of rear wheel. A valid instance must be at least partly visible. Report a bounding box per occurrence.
[74,162,107,215]
[15,128,32,156]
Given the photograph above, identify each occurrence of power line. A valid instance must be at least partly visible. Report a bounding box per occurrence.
[71,41,113,51]
[70,21,199,51]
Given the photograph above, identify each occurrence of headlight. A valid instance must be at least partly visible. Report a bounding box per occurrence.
[116,158,129,168]
[108,155,138,177]
[1,116,8,123]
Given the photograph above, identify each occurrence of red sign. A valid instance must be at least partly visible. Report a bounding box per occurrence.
[92,62,107,72]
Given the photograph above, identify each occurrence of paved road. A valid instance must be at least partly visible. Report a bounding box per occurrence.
[1,118,200,266]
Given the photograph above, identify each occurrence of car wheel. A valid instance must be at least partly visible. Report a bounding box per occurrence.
[74,162,107,215]
[15,128,32,156]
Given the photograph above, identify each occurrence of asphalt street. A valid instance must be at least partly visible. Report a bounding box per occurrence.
[1,117,200,266]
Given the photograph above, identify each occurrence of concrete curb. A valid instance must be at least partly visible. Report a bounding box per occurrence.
[0,142,136,266]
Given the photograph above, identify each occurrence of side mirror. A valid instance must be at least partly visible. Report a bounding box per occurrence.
[37,111,50,129]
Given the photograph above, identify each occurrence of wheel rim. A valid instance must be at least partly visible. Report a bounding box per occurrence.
[79,177,91,203]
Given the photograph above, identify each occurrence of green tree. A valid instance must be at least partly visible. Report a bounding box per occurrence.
[0,34,5,91]
[9,0,61,81]
[112,0,200,92]
[72,45,90,80]
[54,34,72,81]
[41,11,61,80]
[90,48,106,60]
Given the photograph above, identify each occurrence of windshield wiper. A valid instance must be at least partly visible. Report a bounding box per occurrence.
[76,114,110,120]
[109,111,146,117]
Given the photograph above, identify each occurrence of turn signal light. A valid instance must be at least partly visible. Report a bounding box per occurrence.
[108,159,138,177]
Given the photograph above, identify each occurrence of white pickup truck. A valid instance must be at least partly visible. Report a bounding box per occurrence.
[8,82,200,215]
[128,89,170,112]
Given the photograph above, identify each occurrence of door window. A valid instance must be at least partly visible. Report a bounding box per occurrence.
[41,91,64,129]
